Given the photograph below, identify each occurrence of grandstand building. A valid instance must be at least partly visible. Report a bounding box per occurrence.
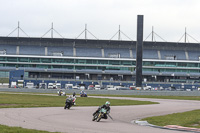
[0,36,200,88]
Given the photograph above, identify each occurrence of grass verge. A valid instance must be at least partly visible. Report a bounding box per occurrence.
[90,94,200,101]
[142,109,200,128]
[0,93,158,108]
[0,124,60,133]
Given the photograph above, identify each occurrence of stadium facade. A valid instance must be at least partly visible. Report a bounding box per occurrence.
[0,36,200,89]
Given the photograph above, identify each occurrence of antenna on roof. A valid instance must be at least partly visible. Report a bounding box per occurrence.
[152,26,154,41]
[85,24,87,39]
[185,27,187,43]
[41,22,64,39]
[177,27,199,43]
[118,25,121,40]
[110,25,133,41]
[76,24,98,40]
[7,21,29,38]
[144,26,167,42]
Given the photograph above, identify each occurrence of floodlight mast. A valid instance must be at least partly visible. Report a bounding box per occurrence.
[136,15,144,89]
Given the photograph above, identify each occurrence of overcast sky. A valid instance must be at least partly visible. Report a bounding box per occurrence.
[0,0,200,42]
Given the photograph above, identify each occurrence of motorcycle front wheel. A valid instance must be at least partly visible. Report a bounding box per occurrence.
[96,113,102,122]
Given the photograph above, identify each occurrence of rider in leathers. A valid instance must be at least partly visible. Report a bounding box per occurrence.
[93,101,110,119]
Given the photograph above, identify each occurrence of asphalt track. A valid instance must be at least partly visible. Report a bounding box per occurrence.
[1,96,200,133]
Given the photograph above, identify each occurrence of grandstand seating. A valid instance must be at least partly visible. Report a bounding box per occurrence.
[143,49,158,59]
[76,47,102,57]
[1,43,199,61]
[0,44,16,55]
[48,46,73,56]
[187,50,200,61]
[19,45,45,55]
[160,50,186,60]
[104,48,130,58]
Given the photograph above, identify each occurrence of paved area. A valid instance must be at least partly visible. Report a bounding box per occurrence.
[0,96,200,133]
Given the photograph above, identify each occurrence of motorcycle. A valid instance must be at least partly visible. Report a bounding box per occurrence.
[80,92,87,97]
[92,108,107,122]
[57,90,66,96]
[64,97,76,109]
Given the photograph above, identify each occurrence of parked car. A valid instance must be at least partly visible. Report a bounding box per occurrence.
[88,85,95,90]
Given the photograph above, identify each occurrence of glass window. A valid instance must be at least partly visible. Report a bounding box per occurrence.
[155,62,165,67]
[52,59,63,63]
[143,68,152,71]
[41,58,51,63]
[75,66,85,70]
[177,62,187,67]
[121,61,132,65]
[63,59,74,63]
[19,58,28,62]
[98,60,108,64]
[36,65,49,69]
[143,61,154,66]
[75,59,86,64]
[6,64,16,67]
[7,57,17,62]
[187,63,198,67]
[52,65,62,68]
[0,57,6,61]
[30,58,40,63]
[86,66,97,69]
[63,65,74,69]
[132,61,136,65]
[109,60,120,65]
[98,66,106,70]
[165,62,176,67]
[188,69,198,73]
[86,60,93,64]
[18,64,29,67]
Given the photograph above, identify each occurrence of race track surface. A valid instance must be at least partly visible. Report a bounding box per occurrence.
[0,96,200,133]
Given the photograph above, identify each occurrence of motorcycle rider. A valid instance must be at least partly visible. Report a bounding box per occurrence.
[73,92,76,98]
[58,89,63,96]
[93,101,110,119]
[80,90,87,97]
[65,95,76,108]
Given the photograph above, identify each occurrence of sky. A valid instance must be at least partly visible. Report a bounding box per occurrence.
[0,0,200,42]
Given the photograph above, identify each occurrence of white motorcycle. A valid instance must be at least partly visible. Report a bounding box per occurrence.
[57,90,66,96]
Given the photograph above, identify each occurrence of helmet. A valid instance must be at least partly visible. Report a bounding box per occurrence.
[73,92,76,97]
[105,101,110,107]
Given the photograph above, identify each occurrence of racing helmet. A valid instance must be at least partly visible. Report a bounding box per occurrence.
[105,101,110,107]
[73,92,76,97]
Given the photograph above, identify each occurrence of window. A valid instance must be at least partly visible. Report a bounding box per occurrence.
[19,58,28,62]
[41,58,51,63]
[30,58,40,63]
[7,57,17,62]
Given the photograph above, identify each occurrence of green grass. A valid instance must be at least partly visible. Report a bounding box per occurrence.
[0,78,9,83]
[0,124,60,133]
[0,93,158,108]
[142,109,200,128]
[90,94,200,101]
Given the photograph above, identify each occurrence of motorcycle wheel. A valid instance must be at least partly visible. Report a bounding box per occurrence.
[92,114,97,121]
[92,116,96,121]
[96,114,102,122]
[97,117,101,122]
